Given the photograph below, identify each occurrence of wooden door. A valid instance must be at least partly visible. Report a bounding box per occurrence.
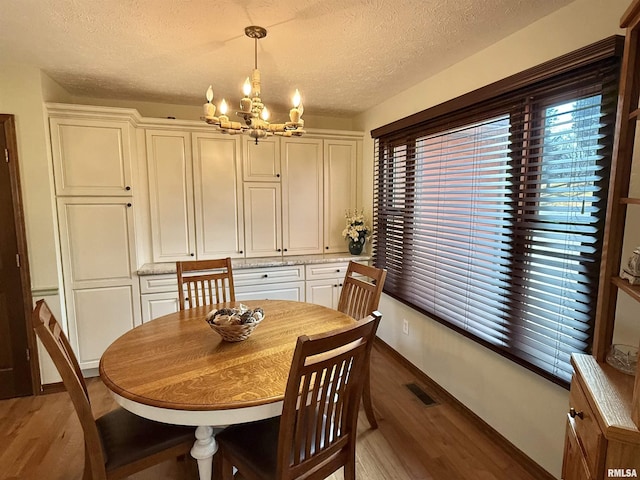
[281,138,323,256]
[0,115,35,398]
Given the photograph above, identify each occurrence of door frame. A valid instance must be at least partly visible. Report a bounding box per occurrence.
[1,114,40,394]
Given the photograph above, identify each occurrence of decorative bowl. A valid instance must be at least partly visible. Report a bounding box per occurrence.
[205,304,264,342]
[605,344,638,375]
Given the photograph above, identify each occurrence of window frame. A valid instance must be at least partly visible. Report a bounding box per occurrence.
[371,36,623,387]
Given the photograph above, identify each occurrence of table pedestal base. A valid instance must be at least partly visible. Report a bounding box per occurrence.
[191,425,217,480]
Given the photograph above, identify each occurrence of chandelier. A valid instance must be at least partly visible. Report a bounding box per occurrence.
[202,25,305,143]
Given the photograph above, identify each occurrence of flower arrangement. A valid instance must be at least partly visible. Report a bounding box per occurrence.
[342,210,370,254]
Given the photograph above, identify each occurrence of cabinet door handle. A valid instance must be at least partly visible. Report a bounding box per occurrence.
[276,173,280,178]
[125,185,131,191]
[339,283,343,287]
[569,407,583,419]
[277,248,282,252]
[127,203,132,207]
[239,250,243,254]
[325,246,329,250]
[334,284,338,287]
[190,253,195,257]
[284,248,288,252]
[263,274,268,278]
[336,269,341,272]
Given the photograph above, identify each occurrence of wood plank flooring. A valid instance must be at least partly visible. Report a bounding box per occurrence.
[0,343,548,480]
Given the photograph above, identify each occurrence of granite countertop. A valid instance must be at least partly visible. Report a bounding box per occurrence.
[138,253,372,275]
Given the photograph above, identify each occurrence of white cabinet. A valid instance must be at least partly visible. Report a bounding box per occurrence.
[242,137,281,181]
[138,264,306,321]
[244,137,352,258]
[244,182,283,257]
[146,130,195,261]
[57,197,141,369]
[281,138,323,256]
[192,133,244,258]
[49,117,134,196]
[324,140,357,253]
[146,130,244,262]
[235,264,306,301]
[304,262,350,309]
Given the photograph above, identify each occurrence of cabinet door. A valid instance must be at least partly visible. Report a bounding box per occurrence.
[306,279,342,309]
[146,130,196,261]
[140,292,180,323]
[243,137,281,181]
[57,197,141,369]
[50,118,133,196]
[324,139,357,252]
[281,138,323,256]
[562,420,591,480]
[192,133,245,258]
[244,182,282,257]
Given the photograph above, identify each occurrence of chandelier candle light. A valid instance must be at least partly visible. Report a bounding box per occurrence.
[202,26,306,144]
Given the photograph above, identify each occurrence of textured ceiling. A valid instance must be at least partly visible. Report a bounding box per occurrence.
[0,0,575,117]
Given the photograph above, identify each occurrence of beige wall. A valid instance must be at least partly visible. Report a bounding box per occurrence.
[354,0,632,477]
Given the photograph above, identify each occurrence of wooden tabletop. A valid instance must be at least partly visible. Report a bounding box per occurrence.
[99,300,356,412]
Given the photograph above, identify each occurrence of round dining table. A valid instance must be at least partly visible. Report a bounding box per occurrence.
[99,299,357,480]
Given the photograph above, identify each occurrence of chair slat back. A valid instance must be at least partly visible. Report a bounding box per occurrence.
[337,262,387,320]
[276,312,381,480]
[176,258,235,310]
[31,300,107,480]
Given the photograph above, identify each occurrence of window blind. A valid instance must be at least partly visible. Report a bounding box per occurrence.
[372,37,622,386]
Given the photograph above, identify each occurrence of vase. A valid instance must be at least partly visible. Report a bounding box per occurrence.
[348,237,364,255]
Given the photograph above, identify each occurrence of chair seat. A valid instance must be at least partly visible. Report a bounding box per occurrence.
[215,416,280,479]
[96,408,194,472]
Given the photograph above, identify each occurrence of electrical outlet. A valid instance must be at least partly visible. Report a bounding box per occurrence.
[402,319,409,335]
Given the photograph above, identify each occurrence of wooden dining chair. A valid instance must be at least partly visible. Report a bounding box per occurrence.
[337,261,387,429]
[31,299,195,480]
[213,312,382,480]
[176,257,235,310]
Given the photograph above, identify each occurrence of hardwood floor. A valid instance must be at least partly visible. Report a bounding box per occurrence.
[0,343,548,480]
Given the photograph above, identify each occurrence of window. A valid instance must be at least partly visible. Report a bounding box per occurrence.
[372,37,623,386]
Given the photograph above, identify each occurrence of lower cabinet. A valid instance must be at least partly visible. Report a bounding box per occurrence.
[140,264,306,321]
[57,197,141,369]
[562,354,640,480]
[139,261,360,322]
[304,262,364,309]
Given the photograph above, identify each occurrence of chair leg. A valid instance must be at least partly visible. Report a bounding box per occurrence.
[362,366,378,429]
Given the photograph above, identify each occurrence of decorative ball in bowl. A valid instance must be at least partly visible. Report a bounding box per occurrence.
[205,304,264,342]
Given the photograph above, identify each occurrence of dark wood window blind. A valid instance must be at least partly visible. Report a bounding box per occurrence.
[372,37,623,386]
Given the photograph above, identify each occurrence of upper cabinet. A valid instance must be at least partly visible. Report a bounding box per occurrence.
[243,137,281,182]
[192,133,245,259]
[146,130,196,261]
[146,129,245,262]
[243,135,360,257]
[323,139,357,253]
[49,117,134,196]
[281,138,324,256]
